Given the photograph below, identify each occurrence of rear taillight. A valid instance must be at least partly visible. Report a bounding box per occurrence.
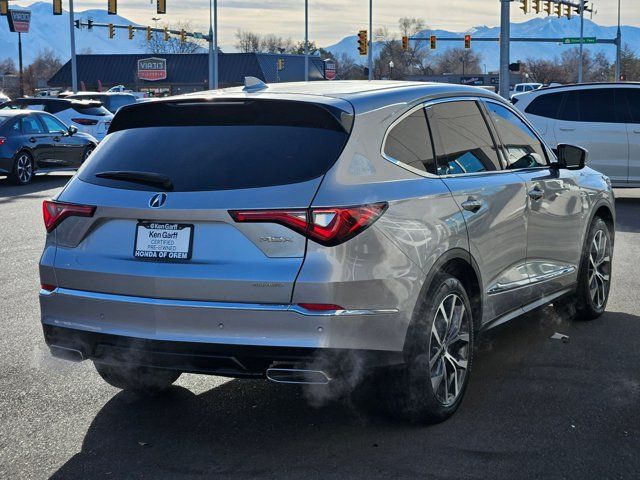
[43,200,95,233]
[40,283,56,292]
[297,303,345,312]
[0,137,6,146]
[71,118,98,126]
[230,203,388,247]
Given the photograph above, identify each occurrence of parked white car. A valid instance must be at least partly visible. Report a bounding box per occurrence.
[510,82,543,99]
[514,82,640,187]
[0,91,9,103]
[0,98,113,142]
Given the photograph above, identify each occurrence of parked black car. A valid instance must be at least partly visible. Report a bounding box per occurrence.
[0,110,97,185]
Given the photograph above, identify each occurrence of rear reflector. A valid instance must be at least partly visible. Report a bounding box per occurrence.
[40,284,56,292]
[297,303,345,312]
[71,118,98,126]
[229,203,388,247]
[0,137,6,146]
[43,200,95,232]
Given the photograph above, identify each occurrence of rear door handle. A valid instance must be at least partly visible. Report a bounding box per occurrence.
[528,187,544,201]
[559,127,575,132]
[461,199,483,213]
[29,137,37,143]
[53,137,60,142]
[633,130,640,134]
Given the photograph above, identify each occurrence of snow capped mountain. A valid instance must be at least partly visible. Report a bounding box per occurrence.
[326,17,640,72]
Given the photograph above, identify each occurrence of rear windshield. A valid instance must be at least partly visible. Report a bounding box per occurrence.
[79,99,352,192]
[72,104,110,116]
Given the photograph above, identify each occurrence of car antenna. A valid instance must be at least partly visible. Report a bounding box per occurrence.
[243,77,268,93]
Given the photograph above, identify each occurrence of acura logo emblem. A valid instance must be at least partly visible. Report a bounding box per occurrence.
[149,193,167,208]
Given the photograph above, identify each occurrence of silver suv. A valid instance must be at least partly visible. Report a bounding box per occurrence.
[39,81,615,423]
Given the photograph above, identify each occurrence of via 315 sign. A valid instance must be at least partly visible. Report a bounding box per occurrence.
[7,10,31,33]
[137,57,167,81]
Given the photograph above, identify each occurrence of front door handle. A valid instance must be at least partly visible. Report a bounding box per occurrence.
[53,137,61,142]
[559,127,575,132]
[528,186,544,201]
[461,199,483,213]
[29,137,37,143]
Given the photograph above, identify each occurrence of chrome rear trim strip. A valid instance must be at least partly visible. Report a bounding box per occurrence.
[42,288,398,317]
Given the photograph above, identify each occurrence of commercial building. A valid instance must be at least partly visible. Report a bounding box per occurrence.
[48,53,329,96]
[404,73,525,92]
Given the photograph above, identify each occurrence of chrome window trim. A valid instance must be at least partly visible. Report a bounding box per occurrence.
[41,287,399,317]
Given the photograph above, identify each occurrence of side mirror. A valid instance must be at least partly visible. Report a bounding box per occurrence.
[67,125,78,136]
[556,144,587,170]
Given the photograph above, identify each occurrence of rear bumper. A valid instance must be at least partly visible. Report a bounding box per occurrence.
[40,287,407,369]
[42,325,404,377]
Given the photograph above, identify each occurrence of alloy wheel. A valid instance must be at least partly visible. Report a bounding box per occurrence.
[16,154,33,184]
[588,229,611,309]
[428,293,471,406]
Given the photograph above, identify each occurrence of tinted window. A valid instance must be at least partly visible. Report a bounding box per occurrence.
[486,102,548,169]
[40,114,67,134]
[559,89,624,123]
[428,101,501,175]
[383,108,436,174]
[20,116,45,134]
[72,104,110,116]
[80,100,351,192]
[525,92,563,119]
[623,89,640,123]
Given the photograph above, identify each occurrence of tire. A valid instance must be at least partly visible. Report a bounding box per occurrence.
[94,362,181,395]
[389,272,475,424]
[82,145,94,163]
[557,217,612,321]
[9,151,34,185]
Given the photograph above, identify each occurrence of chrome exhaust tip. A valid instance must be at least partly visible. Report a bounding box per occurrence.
[266,367,331,385]
[49,345,84,362]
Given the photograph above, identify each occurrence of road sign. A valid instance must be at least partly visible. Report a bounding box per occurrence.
[562,37,596,44]
[193,32,203,39]
[138,57,167,81]
[7,10,31,33]
[325,60,336,80]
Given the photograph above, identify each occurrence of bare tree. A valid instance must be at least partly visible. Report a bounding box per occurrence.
[143,21,204,54]
[24,49,62,94]
[0,57,17,75]
[235,29,261,53]
[432,48,482,75]
[260,34,293,54]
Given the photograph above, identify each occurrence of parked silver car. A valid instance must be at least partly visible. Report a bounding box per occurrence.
[39,81,615,423]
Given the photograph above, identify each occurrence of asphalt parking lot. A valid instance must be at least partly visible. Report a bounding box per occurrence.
[1,174,639,479]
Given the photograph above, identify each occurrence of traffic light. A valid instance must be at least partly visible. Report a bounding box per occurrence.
[87,19,93,30]
[74,19,80,29]
[401,36,409,51]
[464,34,471,49]
[430,35,437,50]
[108,23,115,39]
[163,26,170,41]
[357,30,367,56]
[565,4,572,19]
[157,0,166,15]
[128,25,134,40]
[519,0,529,14]
[555,2,562,17]
[544,1,552,15]
[0,0,7,16]
[107,0,117,15]
[277,58,284,71]
[53,0,62,15]
[532,0,542,14]
[180,29,186,43]
[146,26,152,41]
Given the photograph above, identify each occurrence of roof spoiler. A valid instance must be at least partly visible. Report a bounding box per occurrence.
[243,77,268,93]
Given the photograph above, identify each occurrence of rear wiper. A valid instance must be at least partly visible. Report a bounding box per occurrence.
[95,170,173,190]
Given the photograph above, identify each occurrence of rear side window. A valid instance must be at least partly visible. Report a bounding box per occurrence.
[79,99,352,192]
[20,116,45,134]
[383,108,436,175]
[559,89,625,123]
[428,101,502,176]
[485,102,548,169]
[525,92,563,119]
[625,89,640,123]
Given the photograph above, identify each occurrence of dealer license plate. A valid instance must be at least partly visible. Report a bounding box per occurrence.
[134,222,193,262]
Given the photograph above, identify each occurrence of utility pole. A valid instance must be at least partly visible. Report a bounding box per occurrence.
[615,0,622,81]
[499,0,511,98]
[578,0,584,82]
[368,0,373,80]
[304,0,308,81]
[68,0,78,92]
[208,0,218,89]
[18,32,23,97]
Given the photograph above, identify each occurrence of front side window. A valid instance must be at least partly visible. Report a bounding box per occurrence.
[485,102,548,169]
[40,114,68,134]
[383,108,436,175]
[428,101,502,176]
[20,116,45,135]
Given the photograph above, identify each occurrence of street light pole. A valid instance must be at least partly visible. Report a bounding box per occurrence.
[578,0,584,83]
[304,0,308,81]
[499,0,511,99]
[208,0,218,89]
[68,0,78,93]
[615,0,622,81]
[368,0,372,80]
